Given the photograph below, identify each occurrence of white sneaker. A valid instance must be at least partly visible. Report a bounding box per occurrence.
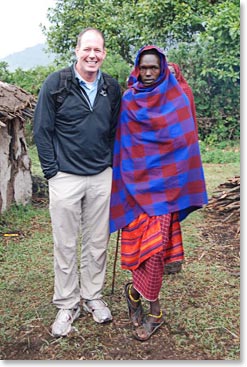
[83,299,112,324]
[51,307,80,337]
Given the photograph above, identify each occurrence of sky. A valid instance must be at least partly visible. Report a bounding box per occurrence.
[0,0,55,59]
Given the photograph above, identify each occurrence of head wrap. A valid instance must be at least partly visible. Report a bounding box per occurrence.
[110,46,207,233]
[127,45,167,89]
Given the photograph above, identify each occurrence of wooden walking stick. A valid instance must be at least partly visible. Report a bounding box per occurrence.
[111,229,121,294]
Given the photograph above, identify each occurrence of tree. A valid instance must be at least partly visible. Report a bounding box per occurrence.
[43,0,226,64]
[1,0,239,142]
[0,62,13,84]
[0,64,60,95]
[168,0,240,141]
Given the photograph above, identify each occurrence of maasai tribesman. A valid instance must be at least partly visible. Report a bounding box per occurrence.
[110,45,208,341]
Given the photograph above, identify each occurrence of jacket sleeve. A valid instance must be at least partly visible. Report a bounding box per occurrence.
[33,75,59,180]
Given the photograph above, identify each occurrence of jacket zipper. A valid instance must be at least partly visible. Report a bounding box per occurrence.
[78,85,93,111]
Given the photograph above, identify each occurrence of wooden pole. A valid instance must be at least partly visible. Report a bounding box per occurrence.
[111,230,120,294]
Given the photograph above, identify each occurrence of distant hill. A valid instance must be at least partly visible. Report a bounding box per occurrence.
[0,44,57,71]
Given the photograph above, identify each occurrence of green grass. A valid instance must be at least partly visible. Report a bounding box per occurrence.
[27,145,43,176]
[199,140,240,164]
[0,141,240,360]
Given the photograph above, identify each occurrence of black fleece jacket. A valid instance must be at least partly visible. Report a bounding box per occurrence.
[33,65,122,180]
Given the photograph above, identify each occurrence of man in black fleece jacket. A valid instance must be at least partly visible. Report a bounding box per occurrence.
[34,28,121,337]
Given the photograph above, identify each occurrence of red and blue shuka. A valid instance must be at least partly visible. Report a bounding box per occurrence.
[110,45,208,301]
[168,62,198,135]
[110,45,208,234]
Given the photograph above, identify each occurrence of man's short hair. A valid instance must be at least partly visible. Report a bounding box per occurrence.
[77,28,105,48]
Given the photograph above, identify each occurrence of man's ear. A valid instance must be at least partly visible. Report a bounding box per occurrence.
[75,47,79,59]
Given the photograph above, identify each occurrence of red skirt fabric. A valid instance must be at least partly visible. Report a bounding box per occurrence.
[121,212,184,301]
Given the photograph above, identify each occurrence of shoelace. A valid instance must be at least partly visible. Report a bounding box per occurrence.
[88,300,107,310]
[57,309,72,322]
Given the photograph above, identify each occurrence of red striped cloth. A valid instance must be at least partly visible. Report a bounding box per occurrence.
[121,212,184,301]
[163,212,184,264]
[121,213,163,271]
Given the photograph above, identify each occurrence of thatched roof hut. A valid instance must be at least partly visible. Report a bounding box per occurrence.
[0,81,36,213]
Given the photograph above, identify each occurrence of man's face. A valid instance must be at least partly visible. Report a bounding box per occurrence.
[139,54,161,86]
[75,30,106,78]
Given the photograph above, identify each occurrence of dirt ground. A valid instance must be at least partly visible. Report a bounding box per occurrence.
[1,209,240,361]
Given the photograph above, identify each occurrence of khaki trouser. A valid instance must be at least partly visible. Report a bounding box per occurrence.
[48,168,112,309]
